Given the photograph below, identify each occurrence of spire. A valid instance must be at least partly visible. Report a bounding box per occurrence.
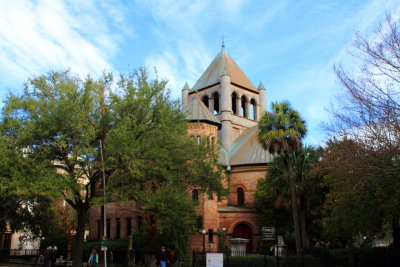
[258,82,265,90]
[182,82,190,91]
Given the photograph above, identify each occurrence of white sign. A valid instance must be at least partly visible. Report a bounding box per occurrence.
[206,253,223,267]
[262,226,275,241]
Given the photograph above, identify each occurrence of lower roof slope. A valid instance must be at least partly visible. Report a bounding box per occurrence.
[184,97,221,126]
[219,126,274,166]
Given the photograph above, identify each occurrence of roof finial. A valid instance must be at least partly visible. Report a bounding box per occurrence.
[221,33,225,48]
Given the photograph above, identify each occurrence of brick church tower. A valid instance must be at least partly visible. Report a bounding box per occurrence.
[183,46,273,252]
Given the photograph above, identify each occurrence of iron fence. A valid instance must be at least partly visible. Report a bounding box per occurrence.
[1,247,399,267]
[192,247,400,267]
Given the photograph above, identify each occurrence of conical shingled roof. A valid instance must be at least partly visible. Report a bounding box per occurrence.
[191,47,257,92]
[184,97,221,126]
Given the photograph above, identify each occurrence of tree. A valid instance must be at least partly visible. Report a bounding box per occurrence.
[0,134,55,243]
[255,146,325,247]
[320,138,399,247]
[328,14,400,247]
[0,69,224,267]
[54,202,76,260]
[257,101,307,253]
[104,69,224,253]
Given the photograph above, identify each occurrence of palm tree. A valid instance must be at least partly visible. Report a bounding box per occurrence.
[259,147,323,246]
[258,101,307,254]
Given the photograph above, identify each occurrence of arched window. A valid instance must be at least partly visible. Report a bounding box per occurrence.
[192,189,199,202]
[191,136,194,142]
[213,93,220,115]
[232,93,238,115]
[197,136,201,145]
[250,99,257,120]
[237,187,245,206]
[241,96,247,118]
[202,95,209,107]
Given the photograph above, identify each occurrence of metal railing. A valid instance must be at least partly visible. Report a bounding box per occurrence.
[192,247,400,267]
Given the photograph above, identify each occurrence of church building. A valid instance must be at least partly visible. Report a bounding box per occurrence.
[183,46,272,251]
[88,46,273,252]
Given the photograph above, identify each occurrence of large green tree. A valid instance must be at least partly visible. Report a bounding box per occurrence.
[257,101,307,254]
[0,69,223,266]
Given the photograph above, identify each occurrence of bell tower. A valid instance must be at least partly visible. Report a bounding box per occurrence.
[183,46,266,151]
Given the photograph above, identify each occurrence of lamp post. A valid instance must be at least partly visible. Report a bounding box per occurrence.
[217,228,227,251]
[100,139,107,267]
[201,229,207,253]
[100,77,111,267]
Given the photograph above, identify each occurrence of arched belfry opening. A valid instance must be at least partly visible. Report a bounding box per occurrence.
[213,92,220,115]
[202,95,209,108]
[241,96,247,118]
[250,99,257,120]
[232,92,238,115]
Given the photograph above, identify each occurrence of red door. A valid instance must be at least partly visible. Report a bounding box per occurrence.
[232,223,253,252]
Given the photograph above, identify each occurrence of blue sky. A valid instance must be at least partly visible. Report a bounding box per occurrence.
[0,0,399,145]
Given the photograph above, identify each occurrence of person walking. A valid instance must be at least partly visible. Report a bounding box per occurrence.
[154,246,169,267]
[168,250,177,267]
[43,247,53,267]
[51,246,58,267]
[88,249,99,267]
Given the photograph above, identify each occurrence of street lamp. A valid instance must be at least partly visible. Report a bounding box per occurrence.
[100,77,111,267]
[217,228,227,251]
[100,139,107,267]
[201,229,207,252]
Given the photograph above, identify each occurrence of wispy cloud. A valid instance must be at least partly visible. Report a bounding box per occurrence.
[137,0,214,98]
[0,0,132,96]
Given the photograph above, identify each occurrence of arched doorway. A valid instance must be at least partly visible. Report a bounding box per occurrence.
[232,223,253,252]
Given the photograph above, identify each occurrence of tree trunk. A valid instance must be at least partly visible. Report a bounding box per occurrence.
[284,156,302,254]
[72,205,89,267]
[392,216,400,248]
[299,208,309,248]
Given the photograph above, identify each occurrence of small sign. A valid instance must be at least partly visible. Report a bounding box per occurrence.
[262,226,275,241]
[101,240,107,251]
[206,253,223,267]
